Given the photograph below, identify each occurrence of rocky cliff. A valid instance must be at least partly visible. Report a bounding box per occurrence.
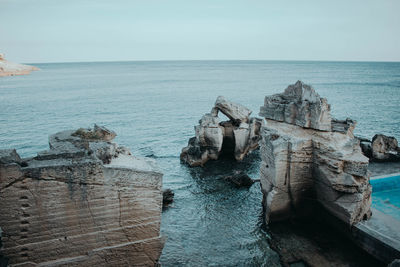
[0,53,39,77]
[181,96,263,166]
[0,125,164,266]
[259,81,372,225]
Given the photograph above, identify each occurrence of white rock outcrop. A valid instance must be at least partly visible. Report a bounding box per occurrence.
[0,53,39,77]
[260,81,332,131]
[0,126,164,266]
[259,81,372,225]
[181,96,263,166]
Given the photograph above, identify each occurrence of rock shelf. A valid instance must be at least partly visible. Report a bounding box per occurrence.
[0,125,164,266]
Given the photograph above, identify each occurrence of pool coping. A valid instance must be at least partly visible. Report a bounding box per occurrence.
[370,172,400,180]
[350,172,400,263]
[353,208,400,264]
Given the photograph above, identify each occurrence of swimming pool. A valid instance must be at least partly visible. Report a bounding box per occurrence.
[370,174,400,220]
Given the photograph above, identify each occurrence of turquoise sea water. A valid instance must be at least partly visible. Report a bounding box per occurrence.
[1,60,400,266]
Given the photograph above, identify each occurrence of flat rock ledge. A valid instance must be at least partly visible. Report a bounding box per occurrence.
[0,53,39,77]
[0,125,164,266]
[181,96,263,166]
[259,81,372,226]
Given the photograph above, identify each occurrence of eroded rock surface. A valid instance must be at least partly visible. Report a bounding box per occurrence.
[371,134,400,162]
[259,81,332,131]
[259,81,372,226]
[0,126,164,266]
[0,53,39,77]
[181,96,263,166]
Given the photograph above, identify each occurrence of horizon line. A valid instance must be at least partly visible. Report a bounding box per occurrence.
[24,58,400,65]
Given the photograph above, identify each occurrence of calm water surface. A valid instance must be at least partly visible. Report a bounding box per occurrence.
[1,61,399,266]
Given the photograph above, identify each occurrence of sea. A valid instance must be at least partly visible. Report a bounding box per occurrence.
[1,60,399,266]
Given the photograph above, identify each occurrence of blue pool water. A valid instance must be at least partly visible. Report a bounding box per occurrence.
[370,175,400,220]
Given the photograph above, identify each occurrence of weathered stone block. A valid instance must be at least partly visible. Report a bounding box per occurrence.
[0,126,164,266]
[259,82,371,226]
[181,97,263,166]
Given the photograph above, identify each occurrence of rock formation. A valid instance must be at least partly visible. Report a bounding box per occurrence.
[181,96,263,166]
[371,134,400,162]
[0,125,164,266]
[0,53,39,77]
[259,81,372,225]
[358,134,400,162]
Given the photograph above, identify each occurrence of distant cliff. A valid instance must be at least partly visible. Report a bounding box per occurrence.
[0,53,39,77]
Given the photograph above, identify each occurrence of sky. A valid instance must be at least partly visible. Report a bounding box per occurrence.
[0,0,399,63]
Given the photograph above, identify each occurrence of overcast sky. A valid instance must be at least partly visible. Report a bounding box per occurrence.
[1,0,399,63]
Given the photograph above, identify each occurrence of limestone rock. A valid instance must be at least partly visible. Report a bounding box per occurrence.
[259,82,371,226]
[331,118,356,136]
[72,124,117,141]
[259,81,332,131]
[47,125,119,164]
[371,134,400,162]
[181,97,263,166]
[0,53,39,77]
[0,149,22,165]
[0,126,164,266]
[214,96,252,123]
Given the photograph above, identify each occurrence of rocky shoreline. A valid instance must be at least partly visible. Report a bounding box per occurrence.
[0,53,39,77]
[181,81,399,266]
[1,81,399,266]
[0,125,164,266]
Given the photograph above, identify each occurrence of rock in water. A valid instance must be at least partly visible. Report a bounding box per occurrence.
[259,81,372,226]
[162,188,175,207]
[371,134,400,162]
[224,171,255,187]
[214,96,252,123]
[259,81,332,131]
[0,53,39,77]
[0,125,164,266]
[181,96,263,166]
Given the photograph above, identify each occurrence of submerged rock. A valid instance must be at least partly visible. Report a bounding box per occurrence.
[181,96,263,166]
[0,125,164,266]
[0,53,39,77]
[224,171,255,187]
[259,81,372,226]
